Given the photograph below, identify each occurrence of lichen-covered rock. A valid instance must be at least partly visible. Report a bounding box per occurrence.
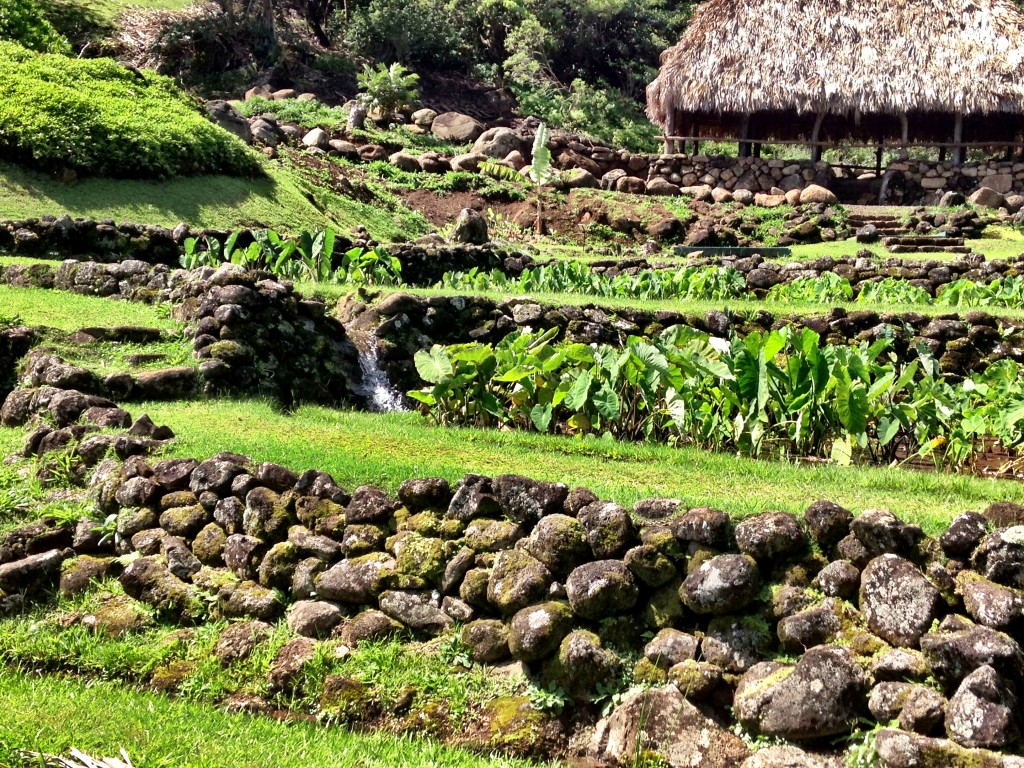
[945,665,1019,749]
[115,476,161,508]
[899,685,946,735]
[287,600,344,638]
[243,487,294,541]
[972,527,1024,589]
[735,512,806,561]
[118,556,201,619]
[222,534,265,581]
[116,507,158,540]
[565,560,639,620]
[803,500,853,550]
[446,474,501,522]
[492,474,568,525]
[851,509,919,557]
[159,505,210,538]
[578,501,635,558]
[680,554,760,615]
[339,609,402,647]
[257,541,299,590]
[524,514,589,576]
[189,458,245,496]
[378,589,453,635]
[920,623,1024,686]
[163,536,201,581]
[152,458,198,492]
[644,578,685,629]
[190,523,227,566]
[871,648,931,682]
[670,506,730,549]
[398,477,452,512]
[703,616,773,673]
[868,681,916,723]
[441,547,476,594]
[59,555,115,597]
[460,567,491,608]
[316,553,396,604]
[623,544,676,587]
[734,646,867,740]
[462,619,510,663]
[956,571,1024,632]
[590,685,751,768]
[392,531,446,582]
[507,601,573,662]
[940,512,990,559]
[345,485,400,524]
[552,630,620,695]
[860,554,943,647]
[487,549,552,615]
[815,559,860,599]
[218,580,282,620]
[644,628,699,669]
[213,497,244,535]
[874,728,1019,768]
[287,525,340,561]
[214,619,271,664]
[290,556,325,601]
[777,602,844,653]
[463,519,522,553]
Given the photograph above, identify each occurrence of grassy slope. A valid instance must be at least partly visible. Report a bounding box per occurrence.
[88,399,1024,535]
[0,285,176,330]
[0,673,543,768]
[0,160,334,233]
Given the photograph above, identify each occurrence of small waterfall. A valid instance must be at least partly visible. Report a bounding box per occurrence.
[352,334,407,413]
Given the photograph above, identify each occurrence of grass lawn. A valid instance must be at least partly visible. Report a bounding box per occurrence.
[0,285,177,331]
[89,399,1024,535]
[0,672,545,768]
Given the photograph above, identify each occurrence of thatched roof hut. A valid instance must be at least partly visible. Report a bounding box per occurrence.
[647,0,1024,157]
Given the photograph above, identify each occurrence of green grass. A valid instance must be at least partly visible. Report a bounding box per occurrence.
[0,671,544,768]
[0,284,177,331]
[75,398,1024,535]
[789,236,1024,263]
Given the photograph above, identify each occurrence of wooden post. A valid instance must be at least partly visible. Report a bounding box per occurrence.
[875,143,884,176]
[899,113,909,158]
[811,111,826,162]
[664,110,676,154]
[953,113,964,164]
[738,114,751,158]
[753,143,762,158]
[939,146,947,162]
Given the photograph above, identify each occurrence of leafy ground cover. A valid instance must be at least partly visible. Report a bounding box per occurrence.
[51,398,1024,534]
[0,41,259,177]
[0,671,546,768]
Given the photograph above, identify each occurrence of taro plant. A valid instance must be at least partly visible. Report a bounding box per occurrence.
[482,122,557,233]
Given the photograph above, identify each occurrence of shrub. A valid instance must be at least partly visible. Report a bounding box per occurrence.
[0,0,70,54]
[342,0,470,69]
[236,96,350,130]
[0,41,261,178]
[356,62,419,120]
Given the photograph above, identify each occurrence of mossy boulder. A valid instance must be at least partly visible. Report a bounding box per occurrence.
[243,487,295,541]
[80,594,154,636]
[680,553,760,615]
[115,507,158,540]
[508,601,573,662]
[59,555,115,597]
[480,696,550,755]
[320,675,377,722]
[668,659,722,700]
[464,518,523,553]
[119,556,203,620]
[207,340,253,366]
[643,578,685,629]
[150,661,195,693]
[624,544,677,587]
[257,541,300,590]
[460,567,491,608]
[340,524,387,557]
[487,549,553,615]
[160,490,199,511]
[159,504,210,538]
[549,630,620,696]
[213,619,272,664]
[218,580,283,620]
[393,532,445,582]
[566,560,638,620]
[524,514,589,577]
[191,523,227,566]
[316,553,396,604]
[295,495,344,529]
[339,609,403,646]
[461,619,510,663]
[578,501,635,558]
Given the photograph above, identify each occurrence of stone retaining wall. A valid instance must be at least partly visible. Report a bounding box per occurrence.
[1,427,1022,766]
[894,159,1024,202]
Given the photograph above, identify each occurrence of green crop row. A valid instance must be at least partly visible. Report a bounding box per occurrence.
[409,325,1024,467]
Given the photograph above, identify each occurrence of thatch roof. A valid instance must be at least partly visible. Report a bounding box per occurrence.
[648,0,1024,134]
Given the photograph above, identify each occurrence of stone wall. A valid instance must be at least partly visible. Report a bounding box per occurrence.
[1,426,1023,766]
[893,159,1024,203]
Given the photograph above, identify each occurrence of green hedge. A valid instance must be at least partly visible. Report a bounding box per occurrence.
[0,41,261,178]
[0,0,70,54]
